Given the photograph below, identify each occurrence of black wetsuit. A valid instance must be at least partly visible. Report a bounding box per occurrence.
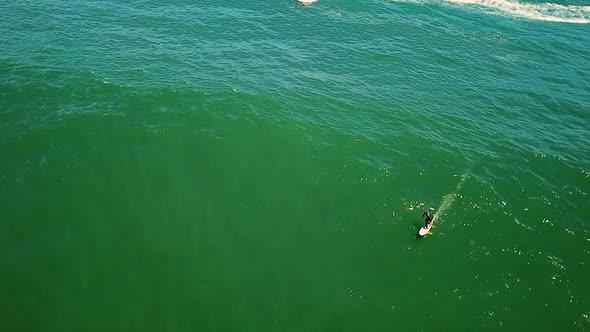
[423,211,433,228]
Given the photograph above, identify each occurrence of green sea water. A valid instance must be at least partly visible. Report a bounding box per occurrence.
[1,0,590,330]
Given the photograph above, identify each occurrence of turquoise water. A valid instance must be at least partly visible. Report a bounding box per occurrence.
[1,0,589,330]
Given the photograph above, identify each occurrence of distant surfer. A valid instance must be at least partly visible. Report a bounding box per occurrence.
[422,210,433,229]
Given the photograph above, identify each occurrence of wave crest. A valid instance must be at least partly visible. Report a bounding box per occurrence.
[444,0,590,23]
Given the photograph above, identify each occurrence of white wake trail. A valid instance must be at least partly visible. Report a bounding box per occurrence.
[433,173,469,222]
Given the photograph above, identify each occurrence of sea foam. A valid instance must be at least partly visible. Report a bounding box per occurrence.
[444,0,590,23]
[297,0,319,5]
[389,0,590,23]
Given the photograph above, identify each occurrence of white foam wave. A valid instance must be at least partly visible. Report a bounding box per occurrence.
[297,0,318,5]
[387,0,590,23]
[443,0,590,23]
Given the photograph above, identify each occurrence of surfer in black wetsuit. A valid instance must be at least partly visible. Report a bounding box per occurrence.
[422,210,433,228]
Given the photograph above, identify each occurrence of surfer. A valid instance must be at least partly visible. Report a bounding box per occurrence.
[422,210,433,228]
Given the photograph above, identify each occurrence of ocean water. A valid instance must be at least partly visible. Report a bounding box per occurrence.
[1,0,589,330]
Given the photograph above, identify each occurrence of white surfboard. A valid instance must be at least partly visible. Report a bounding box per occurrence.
[297,0,318,5]
[418,223,433,236]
